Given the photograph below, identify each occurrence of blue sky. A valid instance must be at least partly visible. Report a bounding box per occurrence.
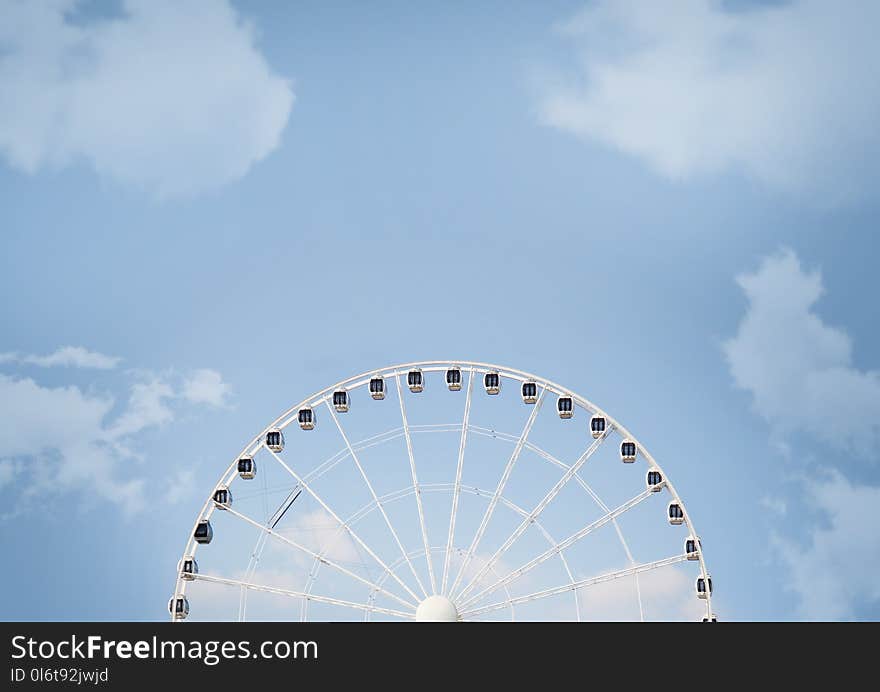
[1,0,879,621]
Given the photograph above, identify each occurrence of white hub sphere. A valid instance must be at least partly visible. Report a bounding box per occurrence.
[415,595,459,622]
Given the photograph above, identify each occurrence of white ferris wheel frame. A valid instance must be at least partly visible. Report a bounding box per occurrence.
[171,360,714,621]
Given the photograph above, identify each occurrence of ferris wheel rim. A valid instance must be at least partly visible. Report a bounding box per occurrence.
[172,360,713,620]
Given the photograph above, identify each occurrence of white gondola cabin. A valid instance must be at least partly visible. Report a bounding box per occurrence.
[178,556,198,581]
[590,415,606,439]
[521,381,538,404]
[238,455,256,480]
[213,486,232,510]
[407,369,424,393]
[696,575,712,599]
[484,371,501,395]
[194,519,213,544]
[297,407,315,430]
[557,396,574,419]
[266,428,284,452]
[332,390,350,413]
[620,440,637,463]
[446,366,462,391]
[169,595,189,620]
[685,536,701,561]
[646,468,664,492]
[667,502,685,526]
[369,376,386,400]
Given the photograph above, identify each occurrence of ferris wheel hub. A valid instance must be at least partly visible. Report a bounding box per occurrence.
[415,595,459,622]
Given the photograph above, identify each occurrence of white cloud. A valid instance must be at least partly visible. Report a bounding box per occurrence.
[540,0,880,204]
[726,250,880,619]
[449,551,519,597]
[184,567,311,621]
[0,373,146,514]
[0,346,121,369]
[107,378,175,438]
[182,369,230,408]
[723,249,880,456]
[0,460,15,490]
[776,472,880,620]
[578,565,705,621]
[0,357,232,514]
[0,0,294,198]
[277,508,361,565]
[164,468,195,506]
[760,495,787,517]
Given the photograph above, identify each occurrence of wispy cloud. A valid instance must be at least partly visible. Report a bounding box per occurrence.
[0,0,294,198]
[0,373,145,514]
[0,350,232,515]
[578,566,705,622]
[760,496,787,517]
[0,459,15,490]
[164,468,196,506]
[775,472,880,620]
[723,249,880,456]
[182,369,231,408]
[0,346,121,369]
[726,249,880,620]
[106,378,175,438]
[539,0,880,204]
[276,509,361,565]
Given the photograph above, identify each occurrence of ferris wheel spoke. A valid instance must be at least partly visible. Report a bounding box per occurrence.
[454,427,614,602]
[458,486,656,610]
[440,368,474,595]
[194,573,415,620]
[473,484,580,621]
[222,505,417,610]
[448,387,546,597]
[459,553,688,619]
[395,374,438,595]
[325,402,430,599]
[265,446,422,604]
[515,436,647,621]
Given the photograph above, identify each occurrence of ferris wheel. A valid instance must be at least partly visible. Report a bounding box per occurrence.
[170,361,715,622]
